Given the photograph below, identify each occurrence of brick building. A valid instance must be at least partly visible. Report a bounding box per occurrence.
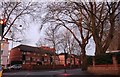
[59,53,80,66]
[8,44,80,70]
[9,45,58,66]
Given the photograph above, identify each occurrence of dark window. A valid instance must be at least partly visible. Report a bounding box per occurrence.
[41,56,44,61]
[11,61,22,65]
[22,54,26,60]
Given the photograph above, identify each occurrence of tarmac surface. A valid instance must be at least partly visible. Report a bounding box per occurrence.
[2,68,120,77]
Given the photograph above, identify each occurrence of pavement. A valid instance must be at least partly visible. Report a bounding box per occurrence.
[2,68,120,77]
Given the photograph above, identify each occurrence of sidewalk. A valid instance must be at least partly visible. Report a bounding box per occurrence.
[3,68,92,75]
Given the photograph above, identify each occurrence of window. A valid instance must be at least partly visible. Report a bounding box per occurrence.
[22,52,26,55]
[26,57,30,61]
[23,61,25,64]
[22,54,26,60]
[44,54,47,56]
[33,58,36,61]
[37,59,40,61]
[27,52,31,54]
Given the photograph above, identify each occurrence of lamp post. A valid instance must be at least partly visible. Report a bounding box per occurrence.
[64,49,68,73]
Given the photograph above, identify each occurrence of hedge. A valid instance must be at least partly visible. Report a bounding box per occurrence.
[94,54,113,65]
[87,56,93,65]
[87,52,120,65]
[115,52,120,64]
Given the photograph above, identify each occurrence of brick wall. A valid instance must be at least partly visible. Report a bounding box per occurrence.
[88,64,120,75]
[87,55,120,75]
[9,48,22,62]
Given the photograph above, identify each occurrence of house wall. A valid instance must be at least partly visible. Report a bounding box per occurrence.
[9,47,59,66]
[1,40,9,67]
[59,55,80,65]
[54,56,60,65]
[9,46,80,70]
[9,48,22,63]
[23,52,42,65]
[59,55,65,65]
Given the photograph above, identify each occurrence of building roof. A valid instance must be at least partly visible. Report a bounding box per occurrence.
[13,44,55,55]
[59,53,66,55]
[106,50,120,53]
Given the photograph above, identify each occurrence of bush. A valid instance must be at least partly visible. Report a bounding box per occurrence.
[115,52,120,64]
[87,56,93,65]
[87,53,113,65]
[95,54,113,65]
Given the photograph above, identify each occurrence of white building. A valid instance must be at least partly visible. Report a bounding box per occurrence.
[1,39,9,68]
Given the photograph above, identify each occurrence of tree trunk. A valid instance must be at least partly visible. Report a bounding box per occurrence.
[81,47,88,71]
[95,43,103,55]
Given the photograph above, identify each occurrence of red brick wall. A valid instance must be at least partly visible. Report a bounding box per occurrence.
[9,48,22,62]
[88,64,120,75]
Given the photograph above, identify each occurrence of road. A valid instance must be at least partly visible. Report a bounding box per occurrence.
[2,68,119,77]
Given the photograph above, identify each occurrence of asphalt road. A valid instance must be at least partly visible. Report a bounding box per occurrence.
[2,68,120,77]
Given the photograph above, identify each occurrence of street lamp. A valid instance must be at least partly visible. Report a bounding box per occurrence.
[64,49,68,73]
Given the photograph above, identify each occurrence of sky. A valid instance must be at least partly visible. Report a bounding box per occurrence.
[8,23,41,48]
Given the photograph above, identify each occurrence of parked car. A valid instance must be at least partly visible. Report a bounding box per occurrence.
[8,64,22,70]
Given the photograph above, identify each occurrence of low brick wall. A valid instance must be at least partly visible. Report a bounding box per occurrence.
[87,64,120,75]
[22,64,79,70]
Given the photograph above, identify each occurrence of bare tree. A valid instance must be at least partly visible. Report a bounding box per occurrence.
[42,2,92,71]
[44,24,62,68]
[109,7,120,50]
[41,1,120,70]
[0,1,42,39]
[74,2,120,55]
[36,37,47,47]
[60,30,81,66]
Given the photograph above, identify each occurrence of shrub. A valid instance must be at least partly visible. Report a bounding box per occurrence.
[87,53,113,65]
[115,52,120,64]
[95,53,113,65]
[87,56,93,65]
